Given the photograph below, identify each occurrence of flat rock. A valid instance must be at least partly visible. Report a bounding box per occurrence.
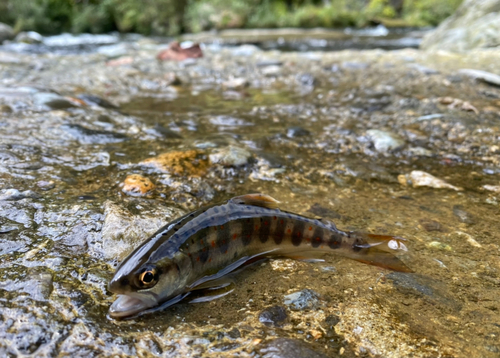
[458,69,500,87]
[101,201,183,260]
[62,124,127,144]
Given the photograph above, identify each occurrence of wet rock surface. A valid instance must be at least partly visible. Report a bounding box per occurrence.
[0,32,500,357]
[260,338,329,358]
[259,306,288,327]
[284,289,321,311]
[421,0,500,52]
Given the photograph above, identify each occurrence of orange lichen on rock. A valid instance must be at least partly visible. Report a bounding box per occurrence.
[122,174,155,197]
[139,150,208,176]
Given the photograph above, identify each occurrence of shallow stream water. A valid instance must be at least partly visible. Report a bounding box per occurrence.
[0,32,500,357]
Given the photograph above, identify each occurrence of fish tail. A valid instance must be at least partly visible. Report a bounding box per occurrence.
[350,232,412,272]
[351,232,408,253]
[351,251,413,272]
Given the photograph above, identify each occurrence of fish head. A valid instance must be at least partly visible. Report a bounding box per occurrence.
[108,252,190,319]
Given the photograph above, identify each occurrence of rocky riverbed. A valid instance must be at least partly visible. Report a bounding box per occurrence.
[1,33,500,357]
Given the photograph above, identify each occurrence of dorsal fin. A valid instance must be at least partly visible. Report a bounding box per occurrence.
[229,193,280,209]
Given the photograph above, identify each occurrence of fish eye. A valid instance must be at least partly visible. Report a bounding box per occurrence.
[137,266,159,288]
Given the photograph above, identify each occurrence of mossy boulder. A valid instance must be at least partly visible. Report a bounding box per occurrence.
[421,0,500,52]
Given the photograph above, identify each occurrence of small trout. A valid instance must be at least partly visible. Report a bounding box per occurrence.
[108,194,410,319]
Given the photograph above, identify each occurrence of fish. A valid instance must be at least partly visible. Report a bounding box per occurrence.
[108,193,411,319]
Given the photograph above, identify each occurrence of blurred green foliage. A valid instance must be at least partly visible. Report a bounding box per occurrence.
[403,0,463,26]
[0,0,463,35]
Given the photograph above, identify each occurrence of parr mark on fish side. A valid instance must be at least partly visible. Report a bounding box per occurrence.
[108,194,412,319]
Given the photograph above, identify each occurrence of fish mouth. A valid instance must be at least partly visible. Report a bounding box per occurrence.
[109,293,157,319]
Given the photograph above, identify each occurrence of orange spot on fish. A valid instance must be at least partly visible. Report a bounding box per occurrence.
[255,225,259,230]
[211,241,215,247]
[208,258,212,263]
[200,239,204,245]
[224,250,228,254]
[203,247,206,252]
[222,239,226,244]
[273,216,277,220]
[214,227,217,231]
[220,225,224,229]
[196,257,200,262]
[308,226,312,231]
[264,221,268,226]
[287,229,291,234]
[316,237,321,241]
[280,220,284,225]
[306,238,311,242]
[297,232,301,237]
[233,234,237,240]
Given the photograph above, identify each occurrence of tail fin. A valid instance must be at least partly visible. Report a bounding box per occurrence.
[350,232,413,272]
[352,251,413,272]
[352,233,408,253]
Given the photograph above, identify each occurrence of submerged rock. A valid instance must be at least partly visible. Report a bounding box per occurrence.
[283,289,320,311]
[402,170,463,191]
[121,174,155,197]
[62,124,127,144]
[366,129,405,153]
[452,205,475,224]
[259,306,288,327]
[77,94,118,109]
[260,338,328,358]
[286,127,310,138]
[140,150,209,176]
[0,189,40,201]
[209,145,252,167]
[101,201,183,260]
[33,92,76,109]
